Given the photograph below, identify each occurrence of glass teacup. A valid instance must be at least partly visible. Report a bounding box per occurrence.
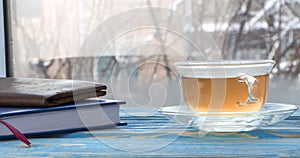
[174,60,275,113]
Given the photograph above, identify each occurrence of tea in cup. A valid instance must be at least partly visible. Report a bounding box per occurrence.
[174,60,275,112]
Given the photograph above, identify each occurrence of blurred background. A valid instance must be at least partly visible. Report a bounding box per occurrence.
[10,0,300,107]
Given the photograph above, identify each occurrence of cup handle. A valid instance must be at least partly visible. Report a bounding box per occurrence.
[236,74,260,106]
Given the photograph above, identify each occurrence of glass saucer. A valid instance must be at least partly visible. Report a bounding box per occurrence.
[159,103,298,132]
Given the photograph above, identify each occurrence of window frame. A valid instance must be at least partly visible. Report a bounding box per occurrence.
[0,0,12,77]
[0,0,6,77]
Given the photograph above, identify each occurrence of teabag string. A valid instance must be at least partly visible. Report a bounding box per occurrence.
[0,120,31,147]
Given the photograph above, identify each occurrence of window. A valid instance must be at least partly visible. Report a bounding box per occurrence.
[6,0,300,106]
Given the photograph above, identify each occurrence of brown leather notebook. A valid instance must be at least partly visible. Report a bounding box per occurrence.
[0,78,107,107]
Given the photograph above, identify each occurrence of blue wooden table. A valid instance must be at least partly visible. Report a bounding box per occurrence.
[1,107,300,157]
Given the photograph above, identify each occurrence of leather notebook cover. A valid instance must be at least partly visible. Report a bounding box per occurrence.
[0,78,107,107]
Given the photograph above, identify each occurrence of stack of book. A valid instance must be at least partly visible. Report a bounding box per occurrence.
[0,78,125,146]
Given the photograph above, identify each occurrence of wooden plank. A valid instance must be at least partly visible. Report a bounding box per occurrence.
[0,107,299,157]
[1,137,300,157]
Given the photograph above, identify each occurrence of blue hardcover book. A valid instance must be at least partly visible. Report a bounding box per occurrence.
[0,99,125,137]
